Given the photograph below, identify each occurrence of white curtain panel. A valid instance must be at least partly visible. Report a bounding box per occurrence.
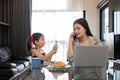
[67,0,83,11]
[32,0,83,11]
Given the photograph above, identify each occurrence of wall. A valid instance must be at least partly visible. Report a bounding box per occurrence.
[83,0,101,37]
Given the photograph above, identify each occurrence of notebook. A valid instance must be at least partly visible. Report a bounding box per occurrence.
[74,45,108,67]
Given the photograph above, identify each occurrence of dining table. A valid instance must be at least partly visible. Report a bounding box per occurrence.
[26,61,109,80]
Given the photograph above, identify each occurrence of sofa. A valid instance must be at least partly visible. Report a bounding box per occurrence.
[0,46,31,80]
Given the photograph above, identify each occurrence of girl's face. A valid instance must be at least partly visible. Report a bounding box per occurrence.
[73,23,87,39]
[35,36,45,48]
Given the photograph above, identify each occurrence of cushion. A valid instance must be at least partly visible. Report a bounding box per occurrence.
[0,47,11,63]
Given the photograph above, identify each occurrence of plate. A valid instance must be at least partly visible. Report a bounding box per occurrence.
[47,64,71,73]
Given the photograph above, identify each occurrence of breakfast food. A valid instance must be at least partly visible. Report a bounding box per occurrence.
[54,61,66,68]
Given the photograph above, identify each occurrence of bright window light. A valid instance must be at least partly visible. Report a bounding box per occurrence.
[32,0,67,10]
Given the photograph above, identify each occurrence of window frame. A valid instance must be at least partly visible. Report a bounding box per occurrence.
[99,4,109,41]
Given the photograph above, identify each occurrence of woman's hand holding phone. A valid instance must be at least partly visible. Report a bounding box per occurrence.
[69,32,76,42]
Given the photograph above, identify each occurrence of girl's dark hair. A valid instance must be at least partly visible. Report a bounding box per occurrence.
[73,18,93,36]
[26,32,44,52]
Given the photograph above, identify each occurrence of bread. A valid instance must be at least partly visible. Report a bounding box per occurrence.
[54,61,66,68]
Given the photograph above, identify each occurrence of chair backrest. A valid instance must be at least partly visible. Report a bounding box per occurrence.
[74,45,108,67]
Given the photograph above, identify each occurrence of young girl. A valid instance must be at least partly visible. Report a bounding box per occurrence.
[26,32,58,62]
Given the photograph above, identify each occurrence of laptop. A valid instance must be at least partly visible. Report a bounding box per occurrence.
[74,45,108,67]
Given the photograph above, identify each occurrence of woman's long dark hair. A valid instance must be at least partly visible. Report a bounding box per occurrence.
[26,32,44,52]
[73,18,93,36]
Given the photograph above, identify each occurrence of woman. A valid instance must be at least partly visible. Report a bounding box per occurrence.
[67,18,106,79]
[26,32,58,62]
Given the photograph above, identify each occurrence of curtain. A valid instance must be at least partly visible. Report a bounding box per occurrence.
[67,0,83,11]
[32,11,83,61]
[9,0,32,57]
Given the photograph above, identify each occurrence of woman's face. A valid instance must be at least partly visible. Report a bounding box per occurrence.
[35,36,45,48]
[73,23,86,39]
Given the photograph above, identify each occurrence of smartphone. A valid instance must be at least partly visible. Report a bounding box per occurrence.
[71,34,76,40]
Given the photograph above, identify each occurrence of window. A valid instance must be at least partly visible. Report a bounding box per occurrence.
[100,6,109,40]
[114,11,120,34]
[32,0,83,61]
